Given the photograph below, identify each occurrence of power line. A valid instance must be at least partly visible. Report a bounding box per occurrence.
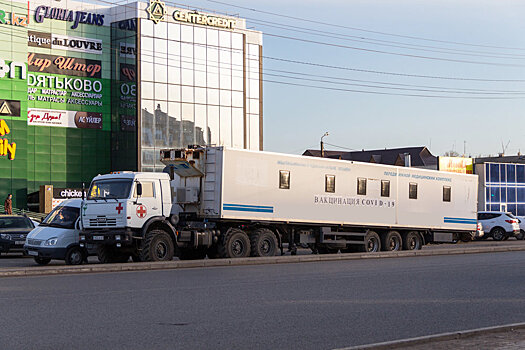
[202,0,525,52]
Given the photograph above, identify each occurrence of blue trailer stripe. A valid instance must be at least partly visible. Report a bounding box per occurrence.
[223,203,274,213]
[444,217,477,224]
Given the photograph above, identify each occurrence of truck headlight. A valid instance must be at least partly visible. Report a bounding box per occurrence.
[44,237,58,246]
[0,234,11,240]
[80,235,85,241]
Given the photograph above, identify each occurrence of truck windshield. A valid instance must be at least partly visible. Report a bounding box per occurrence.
[88,179,133,200]
[41,206,80,229]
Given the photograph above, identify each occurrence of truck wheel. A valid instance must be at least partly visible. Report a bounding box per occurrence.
[140,229,175,262]
[381,231,402,251]
[250,228,278,257]
[218,228,250,258]
[491,227,505,241]
[34,257,51,265]
[178,248,207,260]
[359,231,381,252]
[403,231,422,250]
[207,246,220,259]
[97,246,115,264]
[460,233,473,243]
[65,247,84,265]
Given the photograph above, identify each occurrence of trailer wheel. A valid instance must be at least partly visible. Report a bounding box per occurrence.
[140,229,175,262]
[381,231,402,251]
[178,248,207,260]
[403,231,422,250]
[359,231,381,253]
[250,228,278,257]
[218,228,250,258]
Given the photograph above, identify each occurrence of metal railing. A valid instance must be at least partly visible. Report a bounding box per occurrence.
[0,205,47,221]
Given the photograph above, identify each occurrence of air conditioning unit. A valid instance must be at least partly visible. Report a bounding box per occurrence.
[176,187,199,203]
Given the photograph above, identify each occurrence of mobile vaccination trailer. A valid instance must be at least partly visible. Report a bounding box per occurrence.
[162,146,478,257]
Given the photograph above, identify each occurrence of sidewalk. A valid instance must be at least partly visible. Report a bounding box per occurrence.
[399,328,525,350]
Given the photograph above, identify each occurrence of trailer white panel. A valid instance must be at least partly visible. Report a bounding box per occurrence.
[204,148,477,232]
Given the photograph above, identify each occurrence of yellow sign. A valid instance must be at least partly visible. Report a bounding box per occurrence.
[147,0,166,24]
[0,119,16,160]
[438,156,473,174]
[0,101,11,115]
[173,10,236,29]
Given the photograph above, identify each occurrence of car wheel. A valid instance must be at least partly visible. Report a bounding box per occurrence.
[65,247,84,265]
[491,228,505,241]
[516,230,525,240]
[34,257,51,265]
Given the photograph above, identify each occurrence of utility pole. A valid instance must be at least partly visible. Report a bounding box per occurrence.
[320,132,329,157]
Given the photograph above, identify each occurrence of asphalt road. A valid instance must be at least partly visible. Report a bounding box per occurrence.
[1,239,524,268]
[1,250,525,349]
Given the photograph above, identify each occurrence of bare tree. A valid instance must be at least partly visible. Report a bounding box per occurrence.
[443,150,460,157]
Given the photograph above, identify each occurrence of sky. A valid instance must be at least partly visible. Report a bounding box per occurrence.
[176,0,525,157]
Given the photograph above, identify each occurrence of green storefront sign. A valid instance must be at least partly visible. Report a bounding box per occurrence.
[0,0,113,210]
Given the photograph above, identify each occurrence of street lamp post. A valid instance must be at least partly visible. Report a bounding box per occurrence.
[320,132,329,157]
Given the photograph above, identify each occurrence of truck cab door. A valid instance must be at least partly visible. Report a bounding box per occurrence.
[131,180,162,226]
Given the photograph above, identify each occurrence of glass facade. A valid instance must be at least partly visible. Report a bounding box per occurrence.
[484,162,525,215]
[138,12,262,172]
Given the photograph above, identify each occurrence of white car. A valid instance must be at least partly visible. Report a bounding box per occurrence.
[477,211,520,241]
[513,216,525,240]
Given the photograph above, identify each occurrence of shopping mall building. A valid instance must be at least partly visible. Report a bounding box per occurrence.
[0,0,262,210]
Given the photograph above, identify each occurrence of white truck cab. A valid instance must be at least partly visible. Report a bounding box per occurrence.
[80,171,177,262]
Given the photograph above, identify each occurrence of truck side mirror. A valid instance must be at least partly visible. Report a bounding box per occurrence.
[136,183,143,197]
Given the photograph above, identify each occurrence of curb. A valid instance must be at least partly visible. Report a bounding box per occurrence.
[1,244,525,278]
[335,322,525,349]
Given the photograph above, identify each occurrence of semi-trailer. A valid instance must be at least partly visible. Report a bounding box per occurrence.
[80,146,478,262]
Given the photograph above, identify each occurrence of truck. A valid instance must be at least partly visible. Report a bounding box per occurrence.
[80,146,478,262]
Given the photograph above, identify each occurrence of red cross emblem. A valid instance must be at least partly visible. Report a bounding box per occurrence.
[136,205,147,218]
[116,203,123,214]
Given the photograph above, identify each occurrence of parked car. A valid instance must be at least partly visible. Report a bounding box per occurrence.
[477,211,520,241]
[0,215,35,255]
[24,199,94,265]
[514,216,525,240]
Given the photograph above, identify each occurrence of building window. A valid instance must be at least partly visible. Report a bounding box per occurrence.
[381,180,390,197]
[357,178,367,195]
[443,186,451,202]
[325,175,335,193]
[279,170,290,189]
[409,183,418,199]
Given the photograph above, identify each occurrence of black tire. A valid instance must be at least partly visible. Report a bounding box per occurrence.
[34,257,51,265]
[131,254,141,262]
[97,245,115,264]
[178,248,207,260]
[206,245,220,259]
[218,228,250,258]
[460,233,473,243]
[403,231,423,250]
[359,231,381,253]
[381,230,402,251]
[114,254,130,263]
[140,229,175,262]
[250,228,278,257]
[516,230,525,240]
[491,227,505,241]
[65,246,84,265]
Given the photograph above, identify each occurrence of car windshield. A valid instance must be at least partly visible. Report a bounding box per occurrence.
[41,206,80,229]
[88,179,133,200]
[0,217,33,229]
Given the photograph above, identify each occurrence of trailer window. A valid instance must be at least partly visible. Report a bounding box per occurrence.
[325,175,335,193]
[357,178,367,195]
[381,180,390,197]
[279,170,290,189]
[409,183,418,199]
[443,186,451,202]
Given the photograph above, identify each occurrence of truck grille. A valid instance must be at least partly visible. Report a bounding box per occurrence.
[89,216,117,227]
[27,239,43,246]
